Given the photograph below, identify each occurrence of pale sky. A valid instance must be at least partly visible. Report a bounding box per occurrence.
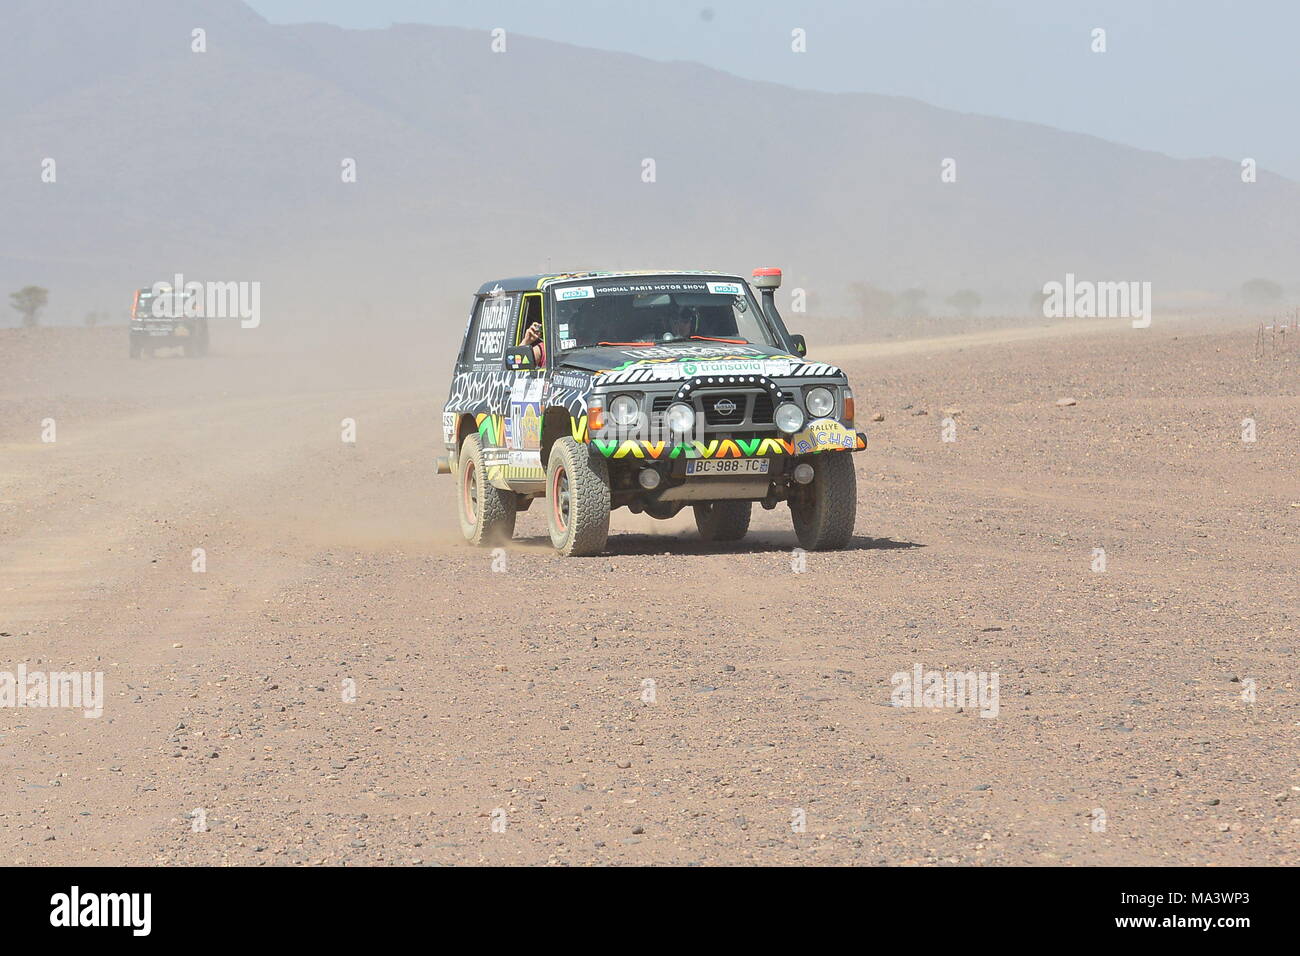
[247,0,1300,180]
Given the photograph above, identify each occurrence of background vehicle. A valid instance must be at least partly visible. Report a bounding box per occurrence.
[129,286,209,358]
[438,268,866,556]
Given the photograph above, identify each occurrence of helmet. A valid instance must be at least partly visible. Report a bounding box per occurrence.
[673,305,700,334]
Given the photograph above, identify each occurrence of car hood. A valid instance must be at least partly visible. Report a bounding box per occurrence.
[557,342,844,384]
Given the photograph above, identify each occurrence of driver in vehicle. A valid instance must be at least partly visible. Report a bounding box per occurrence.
[664,305,700,341]
[521,320,545,364]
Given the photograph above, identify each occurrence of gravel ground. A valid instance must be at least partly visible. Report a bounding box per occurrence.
[0,317,1296,865]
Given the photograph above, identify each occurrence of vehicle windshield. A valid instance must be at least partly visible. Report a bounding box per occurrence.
[550,277,780,351]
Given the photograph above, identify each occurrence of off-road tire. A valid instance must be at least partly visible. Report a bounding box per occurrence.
[790,452,856,550]
[457,433,516,546]
[545,437,610,556]
[693,500,752,542]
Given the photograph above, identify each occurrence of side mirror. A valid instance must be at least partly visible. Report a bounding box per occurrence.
[789,334,807,357]
[504,346,536,370]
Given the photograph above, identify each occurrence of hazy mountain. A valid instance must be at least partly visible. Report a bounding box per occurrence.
[3,0,1297,328]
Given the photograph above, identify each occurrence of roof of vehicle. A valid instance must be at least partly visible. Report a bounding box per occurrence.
[473,270,742,296]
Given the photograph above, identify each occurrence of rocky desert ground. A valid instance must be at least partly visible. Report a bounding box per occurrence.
[0,315,1296,865]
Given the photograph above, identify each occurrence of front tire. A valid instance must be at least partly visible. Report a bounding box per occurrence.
[790,453,856,550]
[693,500,751,542]
[545,437,609,556]
[457,433,516,546]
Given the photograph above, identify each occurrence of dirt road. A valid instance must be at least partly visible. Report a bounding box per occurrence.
[1,318,1296,865]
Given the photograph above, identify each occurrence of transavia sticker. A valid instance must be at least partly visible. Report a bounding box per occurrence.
[793,419,858,454]
[680,360,765,376]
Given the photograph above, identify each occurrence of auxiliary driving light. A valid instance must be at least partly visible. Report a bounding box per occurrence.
[793,463,815,485]
[638,469,662,490]
[774,402,804,434]
[666,402,696,434]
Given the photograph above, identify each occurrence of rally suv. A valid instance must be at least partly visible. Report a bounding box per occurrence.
[437,268,866,556]
[129,286,209,358]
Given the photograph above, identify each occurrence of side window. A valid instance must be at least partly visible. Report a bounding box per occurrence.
[456,299,478,365]
[517,293,544,365]
[462,292,519,367]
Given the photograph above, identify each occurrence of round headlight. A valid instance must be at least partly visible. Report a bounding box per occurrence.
[775,402,804,433]
[805,387,835,418]
[610,394,640,427]
[666,402,696,434]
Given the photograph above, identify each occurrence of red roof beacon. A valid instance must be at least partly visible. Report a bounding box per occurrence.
[752,266,784,328]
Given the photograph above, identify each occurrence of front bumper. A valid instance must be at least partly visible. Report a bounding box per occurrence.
[592,423,866,462]
[130,324,187,338]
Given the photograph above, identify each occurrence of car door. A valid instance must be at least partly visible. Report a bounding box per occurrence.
[502,291,547,487]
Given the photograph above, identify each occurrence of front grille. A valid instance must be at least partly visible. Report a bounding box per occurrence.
[644,389,792,431]
[751,391,794,424]
[649,395,673,428]
[702,394,747,425]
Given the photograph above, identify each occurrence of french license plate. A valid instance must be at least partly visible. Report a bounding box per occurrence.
[686,458,770,476]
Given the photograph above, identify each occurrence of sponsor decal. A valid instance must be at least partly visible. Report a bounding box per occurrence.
[593,280,712,296]
[507,450,541,468]
[489,448,545,482]
[473,294,516,362]
[792,418,859,454]
[507,402,541,449]
[619,345,764,360]
[555,285,594,301]
[706,281,744,295]
[510,377,545,403]
[683,359,795,376]
[596,354,811,385]
[551,370,591,389]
